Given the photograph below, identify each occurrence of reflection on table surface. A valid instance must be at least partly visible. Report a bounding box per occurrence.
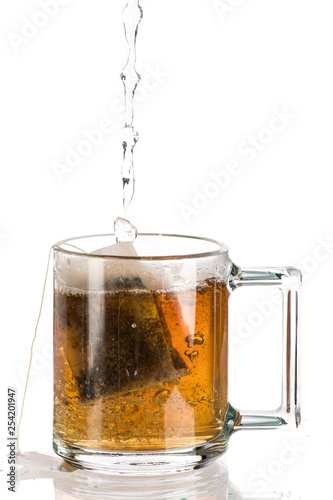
[17,453,294,500]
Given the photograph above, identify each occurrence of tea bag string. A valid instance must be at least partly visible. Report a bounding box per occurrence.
[61,243,86,253]
[17,242,87,452]
[17,246,53,453]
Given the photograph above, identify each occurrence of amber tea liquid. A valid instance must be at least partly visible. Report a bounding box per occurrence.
[53,278,228,452]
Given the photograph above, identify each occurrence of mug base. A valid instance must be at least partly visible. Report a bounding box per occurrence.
[53,434,229,475]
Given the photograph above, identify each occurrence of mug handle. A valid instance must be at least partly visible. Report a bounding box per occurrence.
[228,266,301,431]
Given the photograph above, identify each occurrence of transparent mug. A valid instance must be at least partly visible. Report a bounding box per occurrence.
[53,234,301,474]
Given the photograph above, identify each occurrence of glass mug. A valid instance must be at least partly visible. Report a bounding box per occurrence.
[53,234,301,474]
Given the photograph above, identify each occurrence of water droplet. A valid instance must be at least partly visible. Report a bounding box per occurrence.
[143,408,150,414]
[146,428,152,434]
[193,333,205,345]
[185,350,199,362]
[153,389,171,405]
[185,334,193,347]
[132,323,137,328]
[114,217,137,243]
[124,393,144,404]
[127,404,139,415]
[153,412,162,419]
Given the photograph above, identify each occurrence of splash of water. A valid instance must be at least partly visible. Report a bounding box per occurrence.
[114,217,138,244]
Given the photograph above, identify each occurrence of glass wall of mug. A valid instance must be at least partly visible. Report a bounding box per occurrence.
[53,233,301,474]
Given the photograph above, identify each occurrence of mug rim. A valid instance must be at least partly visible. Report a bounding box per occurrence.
[52,233,229,261]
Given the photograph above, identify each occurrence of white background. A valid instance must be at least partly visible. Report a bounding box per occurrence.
[1,0,333,498]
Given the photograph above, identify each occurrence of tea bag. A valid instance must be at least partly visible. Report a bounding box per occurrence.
[55,242,190,401]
